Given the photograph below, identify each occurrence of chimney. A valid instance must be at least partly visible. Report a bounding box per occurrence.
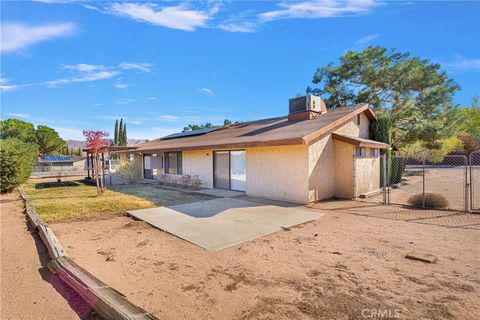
[288,94,327,121]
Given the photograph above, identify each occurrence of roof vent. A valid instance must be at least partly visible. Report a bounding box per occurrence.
[288,94,327,121]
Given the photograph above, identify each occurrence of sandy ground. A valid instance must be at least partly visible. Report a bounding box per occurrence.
[0,191,97,320]
[50,200,480,320]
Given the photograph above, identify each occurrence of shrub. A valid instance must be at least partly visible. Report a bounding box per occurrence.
[0,138,38,192]
[179,174,192,188]
[408,193,449,209]
[116,160,142,184]
[191,175,201,189]
[390,157,406,185]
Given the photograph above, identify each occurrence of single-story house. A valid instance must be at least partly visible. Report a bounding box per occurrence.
[116,95,388,203]
[34,155,86,172]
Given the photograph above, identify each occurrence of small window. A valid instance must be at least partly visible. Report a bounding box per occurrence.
[164,151,182,174]
[357,114,361,125]
[370,148,379,157]
[355,147,366,157]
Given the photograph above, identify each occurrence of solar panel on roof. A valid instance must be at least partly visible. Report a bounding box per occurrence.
[42,155,75,161]
[160,127,222,140]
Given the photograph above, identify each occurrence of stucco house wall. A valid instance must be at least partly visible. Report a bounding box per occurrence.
[307,113,371,202]
[246,145,309,203]
[182,149,214,188]
[354,153,381,196]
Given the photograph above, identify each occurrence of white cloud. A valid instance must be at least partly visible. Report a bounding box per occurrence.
[63,64,105,72]
[161,115,179,121]
[146,97,157,100]
[445,58,480,72]
[117,98,135,105]
[5,113,31,118]
[118,62,154,73]
[131,120,142,125]
[199,87,215,96]
[105,2,213,31]
[355,33,379,46]
[114,83,130,89]
[94,103,103,106]
[1,22,76,53]
[218,21,258,33]
[260,0,378,21]
[0,78,19,91]
[44,70,119,86]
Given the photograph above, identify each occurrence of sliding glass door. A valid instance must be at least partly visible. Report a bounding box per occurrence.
[213,150,246,191]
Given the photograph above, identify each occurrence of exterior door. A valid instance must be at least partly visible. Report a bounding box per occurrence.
[214,151,230,189]
[143,154,153,179]
[213,150,246,191]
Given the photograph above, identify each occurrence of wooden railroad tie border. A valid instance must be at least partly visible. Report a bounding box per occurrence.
[17,187,158,320]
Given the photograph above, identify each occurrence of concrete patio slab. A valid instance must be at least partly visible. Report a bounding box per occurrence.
[193,188,245,198]
[127,198,322,250]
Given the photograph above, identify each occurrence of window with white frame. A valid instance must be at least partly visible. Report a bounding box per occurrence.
[355,147,366,157]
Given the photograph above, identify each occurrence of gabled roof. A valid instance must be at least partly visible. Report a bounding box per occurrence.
[129,104,376,152]
[332,133,389,149]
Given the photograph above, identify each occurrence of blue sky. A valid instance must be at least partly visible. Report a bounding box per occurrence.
[1,0,479,140]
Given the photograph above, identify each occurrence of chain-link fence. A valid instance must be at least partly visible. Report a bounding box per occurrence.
[470,151,480,213]
[355,153,478,213]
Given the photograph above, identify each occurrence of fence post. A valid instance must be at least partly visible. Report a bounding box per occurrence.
[382,153,387,205]
[422,155,426,208]
[352,153,357,200]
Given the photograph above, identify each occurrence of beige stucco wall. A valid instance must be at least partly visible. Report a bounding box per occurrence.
[333,113,369,138]
[333,140,355,199]
[307,112,371,201]
[354,153,381,196]
[308,135,336,201]
[182,149,213,188]
[246,145,309,203]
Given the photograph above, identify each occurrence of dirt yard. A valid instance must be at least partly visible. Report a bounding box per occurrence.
[50,200,480,320]
[0,191,96,320]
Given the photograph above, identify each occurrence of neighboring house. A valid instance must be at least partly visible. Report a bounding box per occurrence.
[116,95,388,203]
[32,156,87,177]
[34,156,86,171]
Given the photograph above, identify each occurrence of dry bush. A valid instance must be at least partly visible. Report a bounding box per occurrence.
[191,175,201,189]
[179,174,192,188]
[408,193,449,208]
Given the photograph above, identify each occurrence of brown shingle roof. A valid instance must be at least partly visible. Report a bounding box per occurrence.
[332,133,389,149]
[131,104,375,152]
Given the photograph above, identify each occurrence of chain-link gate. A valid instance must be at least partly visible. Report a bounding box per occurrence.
[470,151,480,213]
[355,153,474,212]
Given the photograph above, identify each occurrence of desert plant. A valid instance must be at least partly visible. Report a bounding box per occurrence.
[116,160,142,184]
[0,138,38,192]
[179,174,192,188]
[190,175,201,189]
[408,193,449,209]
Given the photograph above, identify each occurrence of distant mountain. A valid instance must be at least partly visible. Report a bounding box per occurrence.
[67,139,147,149]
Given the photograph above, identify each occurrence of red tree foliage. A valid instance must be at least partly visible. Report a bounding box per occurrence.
[83,130,110,195]
[83,130,110,153]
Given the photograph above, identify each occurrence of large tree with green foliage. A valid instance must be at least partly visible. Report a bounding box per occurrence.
[0,119,37,143]
[36,125,65,155]
[0,138,38,192]
[307,46,460,149]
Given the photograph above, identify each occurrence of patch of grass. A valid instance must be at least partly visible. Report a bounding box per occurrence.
[22,181,216,223]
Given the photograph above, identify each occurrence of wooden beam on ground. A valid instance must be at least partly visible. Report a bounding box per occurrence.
[49,257,157,320]
[17,186,159,320]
